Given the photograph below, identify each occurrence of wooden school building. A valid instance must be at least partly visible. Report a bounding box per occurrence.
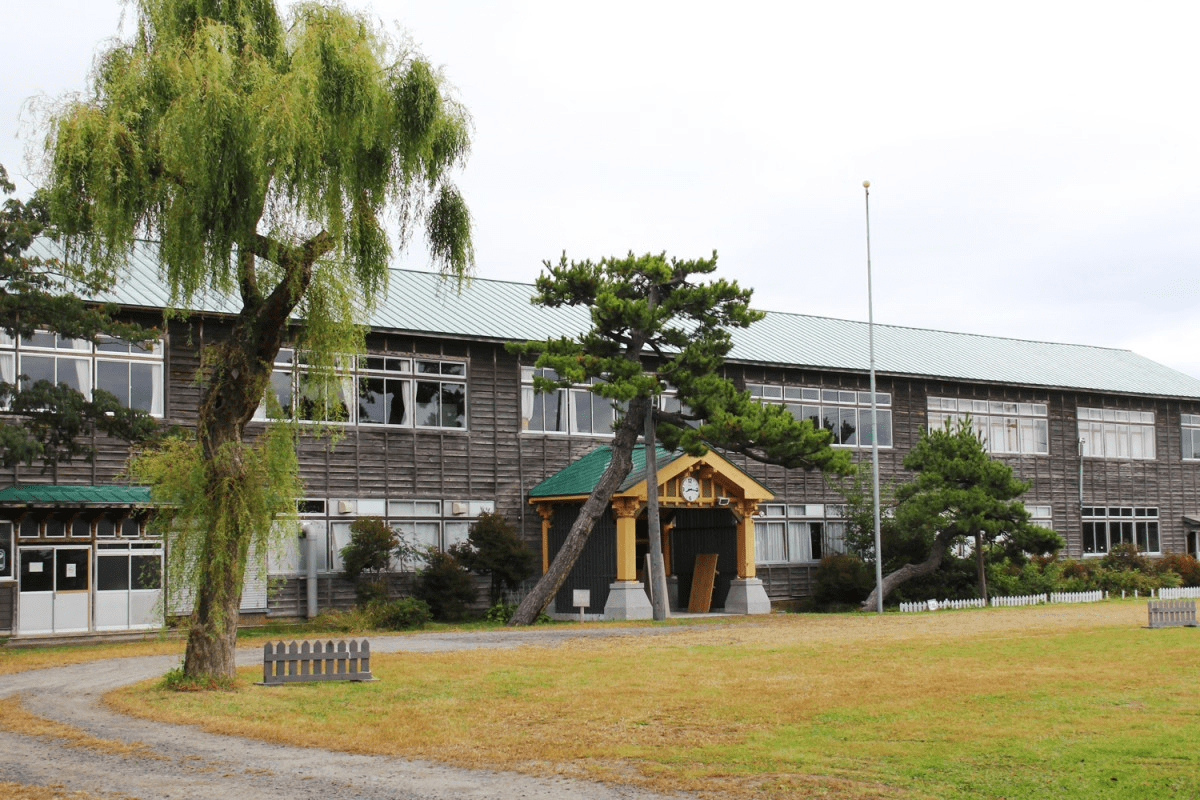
[3,249,1200,634]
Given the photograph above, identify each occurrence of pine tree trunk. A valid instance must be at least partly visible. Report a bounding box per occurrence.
[862,529,957,610]
[509,396,650,626]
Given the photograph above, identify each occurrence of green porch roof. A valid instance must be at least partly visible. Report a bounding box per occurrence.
[0,485,152,505]
[528,445,681,498]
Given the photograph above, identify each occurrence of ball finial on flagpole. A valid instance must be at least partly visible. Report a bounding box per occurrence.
[863,180,870,188]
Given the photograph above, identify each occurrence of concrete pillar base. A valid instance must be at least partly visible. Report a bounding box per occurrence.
[603,581,654,620]
[724,578,772,615]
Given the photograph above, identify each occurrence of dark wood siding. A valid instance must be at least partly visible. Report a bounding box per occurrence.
[0,584,13,633]
[547,503,615,615]
[3,309,1199,607]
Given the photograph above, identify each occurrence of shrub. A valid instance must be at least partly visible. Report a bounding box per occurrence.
[1093,566,1159,596]
[484,601,518,624]
[813,553,873,606]
[371,597,431,630]
[340,517,399,606]
[159,666,237,692]
[448,512,536,605]
[483,601,551,625]
[1101,541,1152,573]
[413,548,477,621]
[310,606,376,633]
[1158,553,1200,586]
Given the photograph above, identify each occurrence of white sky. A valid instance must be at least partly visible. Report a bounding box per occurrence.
[3,1,1199,378]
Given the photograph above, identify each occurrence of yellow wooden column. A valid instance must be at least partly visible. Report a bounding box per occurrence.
[613,497,641,581]
[536,504,555,574]
[735,500,760,579]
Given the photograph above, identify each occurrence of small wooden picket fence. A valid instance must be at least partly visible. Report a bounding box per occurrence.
[1146,599,1199,629]
[260,639,375,685]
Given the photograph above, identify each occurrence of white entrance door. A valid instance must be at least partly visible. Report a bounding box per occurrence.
[96,546,163,630]
[18,546,91,634]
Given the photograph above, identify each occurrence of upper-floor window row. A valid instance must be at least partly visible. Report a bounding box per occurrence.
[1077,407,1155,460]
[520,367,623,436]
[1182,414,1200,460]
[0,331,164,416]
[255,349,467,430]
[927,397,1049,455]
[748,383,892,448]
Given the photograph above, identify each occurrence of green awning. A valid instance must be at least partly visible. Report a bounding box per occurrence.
[0,485,152,506]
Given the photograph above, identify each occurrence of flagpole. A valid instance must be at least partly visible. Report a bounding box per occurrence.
[864,180,884,614]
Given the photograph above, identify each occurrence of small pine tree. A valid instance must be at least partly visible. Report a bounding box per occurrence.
[448,512,536,605]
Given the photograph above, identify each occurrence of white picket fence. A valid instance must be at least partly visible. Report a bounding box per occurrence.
[899,589,1106,613]
[1156,586,1200,600]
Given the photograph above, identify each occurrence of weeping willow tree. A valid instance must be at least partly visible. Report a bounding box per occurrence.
[43,0,473,680]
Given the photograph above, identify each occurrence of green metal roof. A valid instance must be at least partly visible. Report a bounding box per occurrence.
[0,485,152,505]
[31,239,1200,399]
[529,445,681,498]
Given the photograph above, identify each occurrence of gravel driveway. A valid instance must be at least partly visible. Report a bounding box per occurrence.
[1,626,698,800]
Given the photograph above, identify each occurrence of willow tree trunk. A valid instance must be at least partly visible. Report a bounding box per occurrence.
[181,241,323,680]
[182,344,275,680]
[508,396,651,626]
[861,529,957,611]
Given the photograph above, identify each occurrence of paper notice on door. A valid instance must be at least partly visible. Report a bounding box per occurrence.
[66,563,76,578]
[30,562,43,573]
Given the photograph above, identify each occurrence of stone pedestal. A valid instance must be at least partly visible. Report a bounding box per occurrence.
[603,581,654,620]
[723,578,772,615]
[666,575,679,612]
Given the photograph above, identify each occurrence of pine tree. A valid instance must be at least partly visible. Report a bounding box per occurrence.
[862,418,1063,608]
[507,252,850,626]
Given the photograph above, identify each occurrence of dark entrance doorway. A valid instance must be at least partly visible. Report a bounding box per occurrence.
[670,508,738,610]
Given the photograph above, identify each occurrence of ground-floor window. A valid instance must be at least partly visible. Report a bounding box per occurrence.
[279,497,496,573]
[1081,506,1159,555]
[755,504,847,564]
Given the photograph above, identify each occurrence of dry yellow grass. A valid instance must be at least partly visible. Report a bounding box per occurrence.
[0,639,183,677]
[0,695,162,759]
[106,601,1193,800]
[0,782,134,800]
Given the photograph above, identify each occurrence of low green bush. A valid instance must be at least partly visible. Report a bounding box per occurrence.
[483,601,550,625]
[371,597,432,630]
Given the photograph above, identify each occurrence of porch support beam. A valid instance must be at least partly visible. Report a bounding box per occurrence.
[613,497,640,582]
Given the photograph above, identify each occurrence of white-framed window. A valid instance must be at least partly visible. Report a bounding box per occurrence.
[927,397,1049,455]
[754,503,847,564]
[1081,506,1159,555]
[1077,408,1156,460]
[1182,414,1200,460]
[748,384,892,448]
[257,351,467,430]
[283,496,495,573]
[520,368,623,436]
[3,331,164,416]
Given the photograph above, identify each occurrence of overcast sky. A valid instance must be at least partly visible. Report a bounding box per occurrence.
[4,1,1198,378]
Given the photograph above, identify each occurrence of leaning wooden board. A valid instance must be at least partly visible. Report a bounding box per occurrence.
[688,553,719,613]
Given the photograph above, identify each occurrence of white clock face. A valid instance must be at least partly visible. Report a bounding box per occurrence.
[681,476,700,502]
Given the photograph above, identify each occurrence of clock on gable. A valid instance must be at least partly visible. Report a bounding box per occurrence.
[681,476,701,502]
